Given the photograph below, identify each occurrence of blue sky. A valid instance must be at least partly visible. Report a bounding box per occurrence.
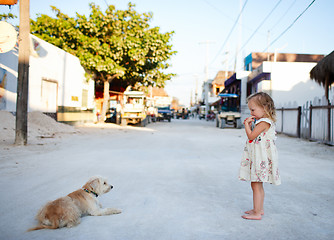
[1,0,333,105]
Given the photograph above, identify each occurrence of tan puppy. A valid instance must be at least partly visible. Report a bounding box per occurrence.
[28,176,121,231]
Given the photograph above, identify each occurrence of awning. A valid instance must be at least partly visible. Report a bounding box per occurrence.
[248,72,271,84]
[224,73,237,87]
[218,93,238,98]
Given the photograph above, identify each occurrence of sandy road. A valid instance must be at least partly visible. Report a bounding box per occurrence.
[0,118,333,240]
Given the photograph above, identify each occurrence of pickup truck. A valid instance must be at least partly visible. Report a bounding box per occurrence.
[121,91,148,127]
[157,106,172,122]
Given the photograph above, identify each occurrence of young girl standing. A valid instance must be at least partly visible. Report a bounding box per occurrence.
[239,92,281,220]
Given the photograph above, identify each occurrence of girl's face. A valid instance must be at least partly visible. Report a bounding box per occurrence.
[248,100,266,120]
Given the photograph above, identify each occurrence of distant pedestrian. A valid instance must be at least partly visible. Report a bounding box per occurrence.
[239,92,281,220]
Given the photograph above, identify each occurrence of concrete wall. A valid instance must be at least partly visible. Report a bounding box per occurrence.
[0,35,95,113]
[237,71,251,121]
[0,47,18,111]
[261,61,324,107]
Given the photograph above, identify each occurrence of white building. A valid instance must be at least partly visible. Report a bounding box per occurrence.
[248,61,324,107]
[220,52,326,121]
[0,34,95,123]
[244,52,325,107]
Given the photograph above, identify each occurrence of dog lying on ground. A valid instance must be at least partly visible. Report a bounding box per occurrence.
[28,176,121,231]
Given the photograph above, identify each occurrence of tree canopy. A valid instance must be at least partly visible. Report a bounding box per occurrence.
[0,13,17,22]
[30,2,176,88]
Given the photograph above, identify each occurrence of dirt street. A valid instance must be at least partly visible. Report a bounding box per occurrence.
[0,118,333,240]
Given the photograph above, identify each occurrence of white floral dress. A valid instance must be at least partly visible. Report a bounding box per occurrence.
[239,118,281,185]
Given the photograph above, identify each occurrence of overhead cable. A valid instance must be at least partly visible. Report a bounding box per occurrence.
[264,0,316,51]
[239,0,283,53]
[270,0,297,31]
[201,0,257,33]
[104,0,109,8]
[210,0,249,65]
[201,0,237,24]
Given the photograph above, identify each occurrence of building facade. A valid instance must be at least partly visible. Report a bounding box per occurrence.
[0,34,95,123]
[245,52,325,107]
[218,52,326,120]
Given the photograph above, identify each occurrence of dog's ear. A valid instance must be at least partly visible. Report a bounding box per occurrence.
[83,177,100,192]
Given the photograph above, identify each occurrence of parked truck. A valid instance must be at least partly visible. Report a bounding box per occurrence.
[121,91,148,127]
[146,97,158,123]
[154,96,173,122]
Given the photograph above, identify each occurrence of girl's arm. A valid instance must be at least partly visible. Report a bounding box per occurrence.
[244,117,270,141]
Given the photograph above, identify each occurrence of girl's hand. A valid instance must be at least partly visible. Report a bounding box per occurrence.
[243,116,255,126]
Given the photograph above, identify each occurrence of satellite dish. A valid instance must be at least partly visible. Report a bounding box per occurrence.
[0,21,17,53]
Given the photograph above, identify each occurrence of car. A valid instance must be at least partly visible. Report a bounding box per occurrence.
[105,100,121,124]
[176,108,189,119]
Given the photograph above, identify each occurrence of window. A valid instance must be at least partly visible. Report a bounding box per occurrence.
[82,89,88,108]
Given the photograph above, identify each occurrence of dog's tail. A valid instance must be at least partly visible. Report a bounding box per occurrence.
[27,224,58,231]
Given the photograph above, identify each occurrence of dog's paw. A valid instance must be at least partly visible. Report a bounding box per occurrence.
[105,208,122,215]
[66,219,80,228]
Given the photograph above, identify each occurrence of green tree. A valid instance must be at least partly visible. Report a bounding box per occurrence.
[0,13,17,23]
[31,2,176,121]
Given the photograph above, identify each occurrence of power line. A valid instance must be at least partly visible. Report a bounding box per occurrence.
[103,0,109,8]
[210,0,249,65]
[270,0,297,31]
[239,0,283,53]
[264,0,316,52]
[201,0,236,24]
[201,0,262,35]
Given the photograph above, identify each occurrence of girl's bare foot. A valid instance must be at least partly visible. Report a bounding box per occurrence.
[242,213,262,220]
[244,209,264,215]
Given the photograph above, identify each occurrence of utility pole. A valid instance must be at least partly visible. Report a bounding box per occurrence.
[266,30,271,61]
[15,0,30,145]
[234,0,243,72]
[190,89,193,107]
[222,51,229,81]
[194,74,198,105]
[199,40,214,120]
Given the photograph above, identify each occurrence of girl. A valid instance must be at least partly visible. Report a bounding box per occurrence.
[239,92,281,220]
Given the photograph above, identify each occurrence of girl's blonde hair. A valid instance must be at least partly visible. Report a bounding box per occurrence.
[247,92,276,122]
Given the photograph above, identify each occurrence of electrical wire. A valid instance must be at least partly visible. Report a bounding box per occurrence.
[239,0,283,53]
[210,0,249,65]
[264,0,316,52]
[103,0,109,8]
[270,0,297,31]
[201,0,236,24]
[201,0,260,34]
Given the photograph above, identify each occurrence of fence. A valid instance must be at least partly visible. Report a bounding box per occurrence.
[276,96,334,146]
[276,106,301,138]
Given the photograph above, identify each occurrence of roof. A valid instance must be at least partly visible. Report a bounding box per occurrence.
[310,50,334,99]
[151,87,169,97]
[248,52,325,70]
[212,71,234,86]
